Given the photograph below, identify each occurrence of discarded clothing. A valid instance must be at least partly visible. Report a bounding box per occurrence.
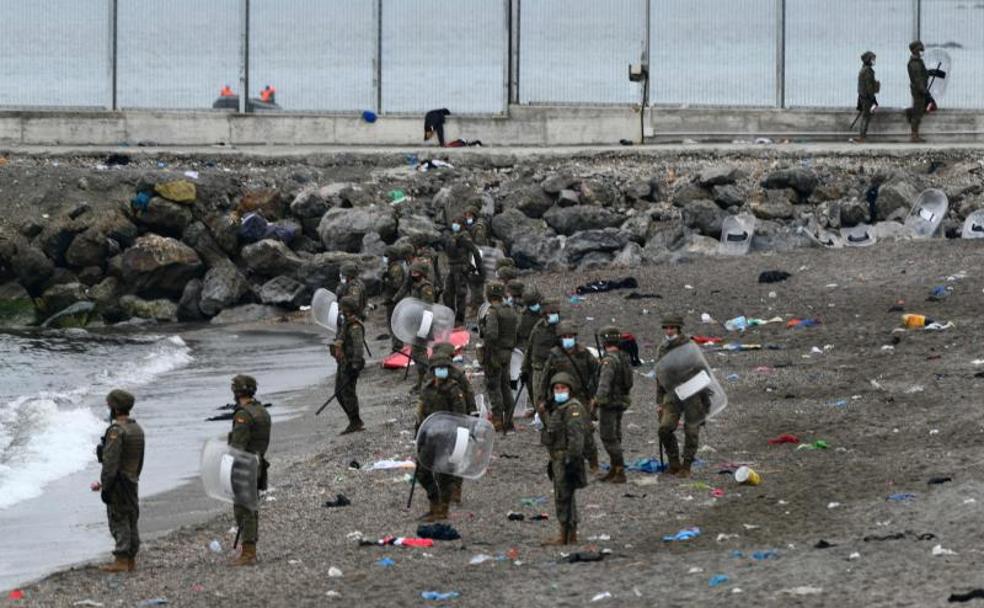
[421,591,461,601]
[626,458,667,474]
[446,139,483,147]
[130,191,153,211]
[949,589,984,603]
[928,285,952,301]
[814,539,837,549]
[663,527,700,542]
[752,549,780,560]
[562,551,607,564]
[928,476,953,485]
[886,493,916,502]
[786,318,821,329]
[768,433,800,445]
[863,531,935,542]
[758,270,792,283]
[692,336,723,345]
[624,292,662,300]
[708,575,730,587]
[507,512,525,521]
[417,523,461,541]
[575,277,639,295]
[323,494,351,508]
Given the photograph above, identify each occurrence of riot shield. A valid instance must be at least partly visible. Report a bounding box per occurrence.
[802,217,843,249]
[200,438,260,511]
[905,189,948,238]
[925,48,952,101]
[510,348,531,417]
[962,210,984,239]
[391,298,455,347]
[415,412,496,479]
[310,288,339,334]
[478,246,504,278]
[654,340,728,419]
[840,223,877,247]
[718,214,756,256]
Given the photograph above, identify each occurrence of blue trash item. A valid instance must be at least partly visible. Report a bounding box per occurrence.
[928,286,951,301]
[752,549,780,560]
[708,575,729,587]
[239,212,270,243]
[130,191,152,211]
[377,557,395,567]
[421,591,460,601]
[626,458,667,474]
[264,222,297,243]
[663,527,700,542]
[362,110,378,123]
[886,493,916,502]
[730,550,744,558]
[724,316,748,331]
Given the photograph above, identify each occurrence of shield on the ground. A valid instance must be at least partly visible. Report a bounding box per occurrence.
[962,209,984,239]
[416,412,496,479]
[840,223,877,247]
[391,297,455,347]
[310,288,339,334]
[654,340,728,420]
[802,217,843,249]
[200,438,259,511]
[719,213,756,255]
[905,189,948,238]
[925,48,952,101]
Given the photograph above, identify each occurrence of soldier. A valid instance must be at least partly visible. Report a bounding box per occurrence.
[538,320,600,472]
[506,279,525,309]
[92,389,145,573]
[382,244,410,351]
[496,258,519,284]
[593,326,633,483]
[655,314,708,478]
[906,40,930,143]
[463,205,490,246]
[855,51,880,143]
[522,300,561,408]
[430,341,477,414]
[516,288,542,351]
[227,375,271,566]
[415,351,469,521]
[408,261,436,391]
[330,296,366,435]
[541,372,590,546]
[443,218,484,325]
[407,233,443,297]
[336,261,368,319]
[479,281,518,431]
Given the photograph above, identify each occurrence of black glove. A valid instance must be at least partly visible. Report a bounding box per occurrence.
[100,486,112,505]
[520,371,530,386]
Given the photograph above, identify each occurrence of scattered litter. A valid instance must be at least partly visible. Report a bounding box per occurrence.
[324,494,351,508]
[568,295,586,305]
[328,567,343,577]
[8,590,24,601]
[949,589,984,603]
[563,551,609,564]
[710,488,726,498]
[421,591,460,601]
[625,458,667,474]
[507,512,525,521]
[587,534,612,541]
[786,318,821,329]
[742,524,760,530]
[797,440,830,450]
[717,533,739,542]
[348,460,361,469]
[520,497,548,508]
[138,600,168,607]
[376,557,396,567]
[781,586,824,596]
[827,502,841,509]
[663,527,701,542]
[693,336,723,345]
[758,270,792,283]
[367,459,415,470]
[326,590,342,598]
[848,552,861,560]
[864,531,935,542]
[417,524,461,541]
[928,477,953,485]
[591,592,613,602]
[734,466,762,486]
[709,575,730,587]
[624,292,662,300]
[72,602,104,607]
[208,540,222,553]
[575,277,638,295]
[684,284,694,290]
[701,313,715,324]
[814,540,836,549]
[469,554,494,565]
[768,433,800,445]
[346,531,364,541]
[730,550,744,558]
[928,285,952,301]
[688,566,705,574]
[933,544,957,556]
[886,493,916,502]
[725,316,748,331]
[752,549,780,560]
[183,170,200,180]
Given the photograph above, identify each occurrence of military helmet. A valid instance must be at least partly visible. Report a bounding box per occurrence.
[909,40,924,53]
[542,300,560,314]
[340,262,359,278]
[384,244,402,259]
[861,50,876,63]
[428,350,453,368]
[106,389,135,412]
[410,260,430,276]
[497,266,519,282]
[599,325,622,344]
[430,341,456,361]
[522,289,543,306]
[661,313,684,329]
[549,372,577,391]
[556,320,578,336]
[506,279,525,297]
[339,296,360,313]
[231,374,258,396]
[495,257,516,270]
[485,281,506,299]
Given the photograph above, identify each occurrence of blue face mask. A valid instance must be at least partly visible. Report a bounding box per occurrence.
[529,304,541,313]
[434,367,449,379]
[382,256,389,265]
[451,223,461,233]
[561,337,576,349]
[466,217,474,226]
[547,313,560,325]
[554,391,570,404]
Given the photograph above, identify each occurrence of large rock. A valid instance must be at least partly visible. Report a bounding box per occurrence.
[499,184,553,219]
[120,295,178,322]
[203,212,241,256]
[132,197,193,237]
[644,221,687,254]
[210,304,286,325]
[682,200,728,238]
[40,282,88,317]
[259,276,308,309]
[839,199,870,227]
[199,263,251,317]
[0,281,37,327]
[750,221,813,252]
[510,234,565,271]
[672,183,710,207]
[612,242,644,267]
[622,180,653,202]
[875,180,919,221]
[749,190,796,220]
[181,221,232,267]
[712,184,744,208]
[762,167,818,198]
[317,207,396,252]
[177,278,205,322]
[491,208,546,246]
[120,234,204,298]
[65,211,139,269]
[37,216,86,265]
[242,239,304,279]
[699,165,741,187]
[0,232,55,295]
[293,253,377,294]
[565,229,630,264]
[541,174,577,195]
[397,214,440,243]
[578,180,619,207]
[620,214,653,244]
[543,205,624,235]
[239,189,284,220]
[290,188,331,219]
[89,276,126,322]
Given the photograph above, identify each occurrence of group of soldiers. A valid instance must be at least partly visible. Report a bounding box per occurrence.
[855,40,941,143]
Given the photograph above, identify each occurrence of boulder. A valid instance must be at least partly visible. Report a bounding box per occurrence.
[623,180,652,201]
[510,234,566,271]
[672,183,709,207]
[875,179,919,221]
[337,186,376,208]
[290,188,331,219]
[576,252,614,271]
[749,190,796,221]
[360,232,386,257]
[578,180,618,207]
[491,208,546,246]
[499,184,553,219]
[397,214,441,243]
[64,228,110,268]
[177,278,206,322]
[259,276,308,309]
[712,184,744,208]
[750,221,812,252]
[239,189,284,220]
[37,216,86,264]
[839,200,870,227]
[210,304,286,325]
[557,189,581,207]
[565,229,630,264]
[317,207,396,252]
[644,221,687,254]
[0,233,55,295]
[40,282,88,317]
[612,242,644,267]
[154,180,197,204]
[620,214,653,244]
[241,239,304,279]
[0,281,37,327]
[19,220,44,239]
[181,221,232,267]
[132,197,194,237]
[682,200,728,237]
[78,266,104,286]
[120,234,204,298]
[120,295,178,322]
[294,252,376,294]
[203,212,241,256]
[683,235,722,256]
[543,205,624,236]
[541,174,577,195]
[199,263,251,317]
[699,165,741,187]
[762,167,818,197]
[89,276,126,322]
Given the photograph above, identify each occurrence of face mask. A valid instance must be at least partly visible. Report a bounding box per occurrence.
[529,304,541,313]
[340,277,348,285]
[554,391,570,404]
[562,337,576,349]
[434,367,449,380]
[466,218,474,226]
[451,223,461,233]
[382,256,389,265]
[547,313,560,325]
[506,297,514,306]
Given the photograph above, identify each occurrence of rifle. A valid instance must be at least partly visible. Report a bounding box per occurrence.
[315,378,354,416]
[206,403,272,422]
[926,61,943,111]
[406,465,418,509]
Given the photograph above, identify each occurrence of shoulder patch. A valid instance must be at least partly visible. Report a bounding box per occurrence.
[233,413,250,425]
[570,410,581,417]
[107,428,122,439]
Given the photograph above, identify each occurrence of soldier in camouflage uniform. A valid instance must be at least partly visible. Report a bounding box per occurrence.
[522,300,561,407]
[93,389,145,573]
[427,341,475,505]
[506,279,525,309]
[415,351,469,522]
[464,206,491,316]
[443,218,484,325]
[336,261,367,319]
[593,326,633,483]
[479,281,518,431]
[496,258,519,284]
[227,375,272,566]
[408,261,436,391]
[516,289,541,350]
[382,244,410,351]
[541,372,590,546]
[906,40,930,143]
[856,51,880,143]
[331,296,366,435]
[539,321,600,472]
[655,314,708,478]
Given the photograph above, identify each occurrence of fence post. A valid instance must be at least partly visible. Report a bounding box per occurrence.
[509,0,520,105]
[913,0,921,41]
[374,0,383,113]
[107,0,117,110]
[775,0,786,108]
[238,0,249,113]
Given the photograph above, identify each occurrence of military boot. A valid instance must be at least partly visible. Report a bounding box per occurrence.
[127,557,136,572]
[587,452,599,474]
[676,461,692,479]
[609,456,627,484]
[426,499,449,522]
[418,498,439,521]
[911,128,925,143]
[566,524,578,544]
[339,418,365,435]
[666,457,682,476]
[541,524,568,546]
[230,543,257,567]
[450,484,462,505]
[99,556,130,573]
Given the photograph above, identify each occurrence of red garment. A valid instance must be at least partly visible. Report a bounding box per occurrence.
[220,86,234,97]
[767,433,800,445]
[692,336,722,345]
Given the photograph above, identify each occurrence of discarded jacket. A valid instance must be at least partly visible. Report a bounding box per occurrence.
[416,523,461,541]
[575,277,639,295]
[758,270,792,284]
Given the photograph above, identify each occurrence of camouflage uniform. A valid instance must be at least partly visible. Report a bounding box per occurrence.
[522,301,560,407]
[542,372,589,545]
[480,282,518,430]
[336,262,367,319]
[594,326,633,483]
[430,341,477,413]
[382,245,409,350]
[464,208,491,313]
[98,389,145,572]
[516,289,542,350]
[409,263,436,390]
[906,41,929,141]
[857,51,880,140]
[655,315,709,477]
[506,279,525,309]
[443,228,484,324]
[228,375,272,565]
[331,297,366,434]
[416,357,469,521]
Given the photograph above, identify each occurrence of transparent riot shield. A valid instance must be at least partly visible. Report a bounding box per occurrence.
[840,223,877,247]
[925,48,952,101]
[654,340,728,419]
[310,288,339,334]
[391,298,455,347]
[478,246,504,278]
[416,412,496,479]
[962,210,984,239]
[200,438,260,511]
[905,189,948,239]
[718,214,756,256]
[510,348,531,417]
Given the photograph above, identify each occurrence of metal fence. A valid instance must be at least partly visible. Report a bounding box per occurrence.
[1,0,981,112]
